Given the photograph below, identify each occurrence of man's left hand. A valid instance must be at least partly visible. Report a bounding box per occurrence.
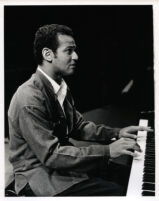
[118,126,153,139]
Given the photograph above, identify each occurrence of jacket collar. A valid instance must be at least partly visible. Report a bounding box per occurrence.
[35,69,56,96]
[37,67,61,94]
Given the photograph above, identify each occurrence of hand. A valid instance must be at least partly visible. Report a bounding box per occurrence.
[119,126,153,139]
[109,137,142,158]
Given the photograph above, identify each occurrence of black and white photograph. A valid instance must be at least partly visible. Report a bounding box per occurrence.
[0,0,158,199]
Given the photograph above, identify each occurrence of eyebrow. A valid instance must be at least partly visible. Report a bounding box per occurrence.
[66,45,76,48]
[64,45,76,50]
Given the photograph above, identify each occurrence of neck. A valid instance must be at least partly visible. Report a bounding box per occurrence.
[38,64,62,85]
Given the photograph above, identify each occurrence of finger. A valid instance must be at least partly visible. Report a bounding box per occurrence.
[123,137,136,142]
[124,141,142,152]
[126,126,153,133]
[137,126,153,132]
[122,140,136,148]
[125,142,142,152]
[122,133,137,139]
[133,143,142,152]
[122,150,136,157]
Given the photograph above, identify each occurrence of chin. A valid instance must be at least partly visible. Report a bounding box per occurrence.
[62,71,74,77]
[67,69,75,75]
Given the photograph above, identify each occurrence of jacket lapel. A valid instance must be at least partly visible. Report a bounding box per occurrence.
[63,96,74,133]
[35,70,60,115]
[35,70,69,134]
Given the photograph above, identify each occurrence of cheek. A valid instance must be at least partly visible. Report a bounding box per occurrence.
[63,57,71,66]
[56,54,71,67]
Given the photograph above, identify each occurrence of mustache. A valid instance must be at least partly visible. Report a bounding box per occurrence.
[70,62,77,65]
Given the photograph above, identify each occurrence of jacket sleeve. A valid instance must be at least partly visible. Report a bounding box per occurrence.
[18,104,110,172]
[71,110,120,143]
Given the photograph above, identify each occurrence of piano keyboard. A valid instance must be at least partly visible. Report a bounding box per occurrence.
[127,119,155,196]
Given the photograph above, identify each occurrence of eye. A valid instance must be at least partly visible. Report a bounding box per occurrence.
[66,49,73,55]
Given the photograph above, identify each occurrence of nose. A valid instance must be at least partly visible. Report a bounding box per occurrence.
[72,51,78,61]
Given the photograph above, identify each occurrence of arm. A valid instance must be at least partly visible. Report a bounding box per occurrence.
[66,89,152,145]
[71,110,120,143]
[18,105,110,172]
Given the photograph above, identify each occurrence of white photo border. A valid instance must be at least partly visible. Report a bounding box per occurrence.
[0,0,158,201]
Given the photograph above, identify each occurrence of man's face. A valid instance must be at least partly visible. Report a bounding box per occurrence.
[53,34,78,76]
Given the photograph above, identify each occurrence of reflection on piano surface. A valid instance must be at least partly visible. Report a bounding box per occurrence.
[127,119,155,196]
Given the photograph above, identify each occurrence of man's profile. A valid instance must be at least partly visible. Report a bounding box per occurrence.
[7,24,152,196]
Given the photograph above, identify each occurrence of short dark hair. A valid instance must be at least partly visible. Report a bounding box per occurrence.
[33,24,73,65]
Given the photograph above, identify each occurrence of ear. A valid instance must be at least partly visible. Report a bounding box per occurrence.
[42,48,53,62]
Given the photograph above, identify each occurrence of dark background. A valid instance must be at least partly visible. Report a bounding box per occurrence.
[4,5,154,137]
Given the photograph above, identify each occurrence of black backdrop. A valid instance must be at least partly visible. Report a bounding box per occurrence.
[4,5,154,137]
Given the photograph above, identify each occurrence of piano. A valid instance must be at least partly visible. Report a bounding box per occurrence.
[127,119,155,196]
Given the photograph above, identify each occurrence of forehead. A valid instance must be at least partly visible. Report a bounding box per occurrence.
[57,34,76,47]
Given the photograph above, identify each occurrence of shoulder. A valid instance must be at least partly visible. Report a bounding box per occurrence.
[8,74,46,115]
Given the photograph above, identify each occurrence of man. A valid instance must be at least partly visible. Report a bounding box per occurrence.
[8,24,152,196]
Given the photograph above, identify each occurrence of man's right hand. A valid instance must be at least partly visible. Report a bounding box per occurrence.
[109,138,141,158]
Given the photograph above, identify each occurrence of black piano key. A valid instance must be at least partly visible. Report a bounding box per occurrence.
[144,169,155,174]
[147,141,155,144]
[144,161,155,167]
[142,191,155,196]
[145,148,155,151]
[144,165,155,169]
[146,146,155,149]
[143,176,155,183]
[145,155,155,159]
[147,145,155,147]
[143,173,155,178]
[146,147,155,149]
[146,141,155,144]
[145,155,155,158]
[144,164,155,169]
[144,159,155,164]
[145,148,155,152]
[145,147,155,151]
[144,159,155,163]
[146,143,155,145]
[144,173,155,178]
[144,171,155,175]
[144,165,155,170]
[147,137,155,140]
[142,183,155,191]
[144,166,155,170]
[144,157,155,160]
[145,149,155,153]
[144,167,155,172]
[144,173,155,177]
